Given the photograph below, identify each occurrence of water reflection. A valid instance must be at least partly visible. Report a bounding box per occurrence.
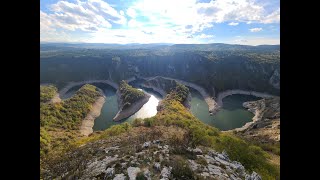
[126,88,162,122]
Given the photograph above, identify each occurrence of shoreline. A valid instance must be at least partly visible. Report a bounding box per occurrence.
[216,89,276,107]
[113,94,151,121]
[142,76,218,114]
[58,80,119,99]
[80,95,106,136]
[223,101,262,133]
[140,83,166,97]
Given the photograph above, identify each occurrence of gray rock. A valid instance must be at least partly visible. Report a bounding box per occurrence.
[193,147,203,154]
[160,166,172,179]
[245,171,262,180]
[231,161,246,176]
[113,173,126,180]
[127,167,141,180]
[121,162,127,168]
[208,150,219,157]
[188,160,200,171]
[81,156,118,179]
[205,155,217,164]
[221,150,230,161]
[200,172,210,177]
[230,174,242,180]
[144,169,151,180]
[143,141,151,148]
[215,156,231,166]
[208,164,223,176]
[105,168,115,177]
[154,162,161,171]
[153,140,161,144]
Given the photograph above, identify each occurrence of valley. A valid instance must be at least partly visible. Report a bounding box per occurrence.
[40,43,280,180]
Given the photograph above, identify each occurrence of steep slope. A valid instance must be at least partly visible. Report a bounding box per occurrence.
[40,44,280,96]
[41,84,279,179]
[40,84,104,159]
[113,81,150,121]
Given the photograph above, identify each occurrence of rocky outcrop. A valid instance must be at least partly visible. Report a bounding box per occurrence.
[45,139,261,180]
[127,167,140,180]
[269,69,280,89]
[232,97,280,143]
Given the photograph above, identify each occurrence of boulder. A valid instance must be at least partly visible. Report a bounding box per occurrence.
[113,173,126,180]
[160,166,172,180]
[105,168,115,177]
[127,167,141,180]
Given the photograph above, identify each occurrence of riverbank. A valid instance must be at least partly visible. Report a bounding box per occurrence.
[142,76,218,114]
[216,90,275,107]
[58,80,119,99]
[224,97,280,142]
[140,83,166,97]
[113,93,151,121]
[80,95,106,136]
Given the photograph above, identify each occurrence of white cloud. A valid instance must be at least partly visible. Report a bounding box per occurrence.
[249,27,262,32]
[228,22,239,26]
[261,8,280,23]
[41,0,279,43]
[196,0,279,24]
[41,0,126,33]
[198,34,214,39]
[230,37,279,45]
[126,8,137,18]
[128,19,143,28]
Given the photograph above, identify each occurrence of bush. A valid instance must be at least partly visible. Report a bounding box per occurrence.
[136,172,147,180]
[169,156,194,180]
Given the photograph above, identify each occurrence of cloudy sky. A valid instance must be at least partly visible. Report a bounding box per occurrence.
[40,0,280,45]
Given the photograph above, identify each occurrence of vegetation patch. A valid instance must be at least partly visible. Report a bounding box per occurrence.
[40,84,102,158]
[40,85,57,103]
[119,80,145,109]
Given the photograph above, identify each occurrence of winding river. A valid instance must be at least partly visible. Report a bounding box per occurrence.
[59,82,261,131]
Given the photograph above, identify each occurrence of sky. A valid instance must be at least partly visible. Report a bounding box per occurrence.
[40,0,280,45]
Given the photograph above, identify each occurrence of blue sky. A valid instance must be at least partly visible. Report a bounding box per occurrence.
[40,0,280,45]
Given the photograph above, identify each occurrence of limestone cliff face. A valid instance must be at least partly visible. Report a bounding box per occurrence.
[142,77,179,96]
[41,50,280,96]
[269,69,280,89]
[234,97,280,143]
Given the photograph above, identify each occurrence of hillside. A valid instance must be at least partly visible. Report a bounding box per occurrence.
[41,84,279,179]
[113,81,150,121]
[40,43,280,96]
[40,84,103,159]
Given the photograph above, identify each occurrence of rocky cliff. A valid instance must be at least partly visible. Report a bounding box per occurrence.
[234,97,280,143]
[41,126,262,180]
[41,45,280,96]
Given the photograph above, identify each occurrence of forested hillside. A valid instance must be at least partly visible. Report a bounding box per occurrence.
[40,43,280,96]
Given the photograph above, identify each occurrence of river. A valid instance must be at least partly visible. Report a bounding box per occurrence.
[60,83,261,131]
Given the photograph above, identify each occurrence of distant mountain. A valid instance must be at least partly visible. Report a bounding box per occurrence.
[40,42,279,52]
